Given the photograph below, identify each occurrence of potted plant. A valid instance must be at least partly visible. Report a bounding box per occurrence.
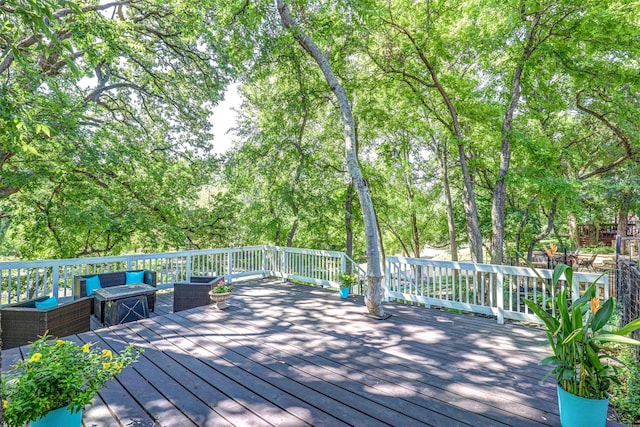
[1,334,141,427]
[209,279,234,309]
[338,273,356,298]
[524,263,640,427]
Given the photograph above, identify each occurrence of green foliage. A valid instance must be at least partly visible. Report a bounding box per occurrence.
[0,0,234,258]
[210,278,234,293]
[338,272,357,288]
[1,335,142,427]
[524,264,640,399]
[580,246,615,255]
[610,346,640,425]
[1,0,640,262]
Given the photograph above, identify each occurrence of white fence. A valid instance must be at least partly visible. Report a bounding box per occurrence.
[386,256,610,324]
[1,247,610,325]
[0,246,365,305]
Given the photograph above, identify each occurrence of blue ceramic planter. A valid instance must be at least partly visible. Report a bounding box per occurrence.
[339,287,349,298]
[557,385,609,427]
[30,406,82,427]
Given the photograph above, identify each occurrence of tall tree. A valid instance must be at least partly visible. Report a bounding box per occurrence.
[0,0,231,257]
[276,0,386,317]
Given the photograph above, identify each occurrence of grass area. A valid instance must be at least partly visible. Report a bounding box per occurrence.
[580,245,616,254]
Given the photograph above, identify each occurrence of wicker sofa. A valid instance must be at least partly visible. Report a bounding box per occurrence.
[1,296,92,349]
[74,270,157,313]
[173,276,224,312]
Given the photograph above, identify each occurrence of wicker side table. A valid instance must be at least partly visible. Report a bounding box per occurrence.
[173,276,224,312]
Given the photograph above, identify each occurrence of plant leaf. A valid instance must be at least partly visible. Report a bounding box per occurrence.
[595,333,640,346]
[524,298,559,333]
[571,283,595,309]
[552,264,570,288]
[614,317,640,337]
[591,298,613,332]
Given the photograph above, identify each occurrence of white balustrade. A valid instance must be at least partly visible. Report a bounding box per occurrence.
[386,256,609,324]
[1,247,609,325]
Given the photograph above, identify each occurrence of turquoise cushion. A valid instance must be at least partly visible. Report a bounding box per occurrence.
[85,275,101,296]
[125,271,145,285]
[35,296,58,309]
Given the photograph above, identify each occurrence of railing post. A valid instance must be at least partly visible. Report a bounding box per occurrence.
[186,253,192,282]
[281,247,288,282]
[571,277,580,303]
[496,271,504,324]
[227,249,233,283]
[384,258,390,302]
[52,261,60,299]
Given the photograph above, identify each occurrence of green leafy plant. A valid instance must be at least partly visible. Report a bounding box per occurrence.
[338,273,357,289]
[609,346,640,425]
[1,335,142,427]
[211,279,233,293]
[524,263,640,399]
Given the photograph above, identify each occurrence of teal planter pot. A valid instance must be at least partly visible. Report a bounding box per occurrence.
[31,406,82,427]
[339,287,349,298]
[557,385,609,427]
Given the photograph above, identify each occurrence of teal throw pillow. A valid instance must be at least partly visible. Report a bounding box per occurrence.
[85,275,102,296]
[35,296,58,309]
[125,270,145,285]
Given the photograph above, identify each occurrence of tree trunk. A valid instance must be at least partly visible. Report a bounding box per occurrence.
[618,194,630,239]
[515,195,538,260]
[345,181,354,273]
[411,212,420,258]
[568,212,579,249]
[491,13,540,265]
[276,0,385,317]
[526,198,558,259]
[286,217,298,247]
[437,140,458,261]
[390,21,483,263]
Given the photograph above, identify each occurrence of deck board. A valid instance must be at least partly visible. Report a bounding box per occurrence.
[2,279,626,427]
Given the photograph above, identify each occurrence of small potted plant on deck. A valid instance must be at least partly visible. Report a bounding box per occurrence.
[209,278,234,309]
[338,273,356,299]
[524,263,640,427]
[1,334,141,427]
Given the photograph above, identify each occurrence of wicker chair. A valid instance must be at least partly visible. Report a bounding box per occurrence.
[1,296,92,349]
[74,270,157,314]
[173,276,224,312]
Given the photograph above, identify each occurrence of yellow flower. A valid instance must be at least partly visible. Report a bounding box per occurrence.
[103,362,112,370]
[56,339,65,345]
[591,297,600,314]
[3,400,8,409]
[102,349,113,359]
[82,343,91,353]
[29,353,42,363]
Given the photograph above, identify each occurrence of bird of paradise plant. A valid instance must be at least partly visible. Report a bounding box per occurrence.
[524,263,640,399]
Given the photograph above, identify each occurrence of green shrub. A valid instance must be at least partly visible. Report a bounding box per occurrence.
[610,347,640,425]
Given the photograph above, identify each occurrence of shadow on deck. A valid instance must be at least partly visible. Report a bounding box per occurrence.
[1,279,624,426]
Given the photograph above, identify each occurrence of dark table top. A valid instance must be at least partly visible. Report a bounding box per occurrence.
[93,283,156,301]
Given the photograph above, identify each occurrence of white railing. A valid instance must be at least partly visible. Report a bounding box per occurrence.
[1,247,611,326]
[386,256,610,324]
[0,246,364,305]
[265,246,366,290]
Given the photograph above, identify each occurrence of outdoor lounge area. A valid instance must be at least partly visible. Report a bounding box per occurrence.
[1,278,626,426]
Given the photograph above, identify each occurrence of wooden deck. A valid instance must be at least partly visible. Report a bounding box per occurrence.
[1,279,624,426]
